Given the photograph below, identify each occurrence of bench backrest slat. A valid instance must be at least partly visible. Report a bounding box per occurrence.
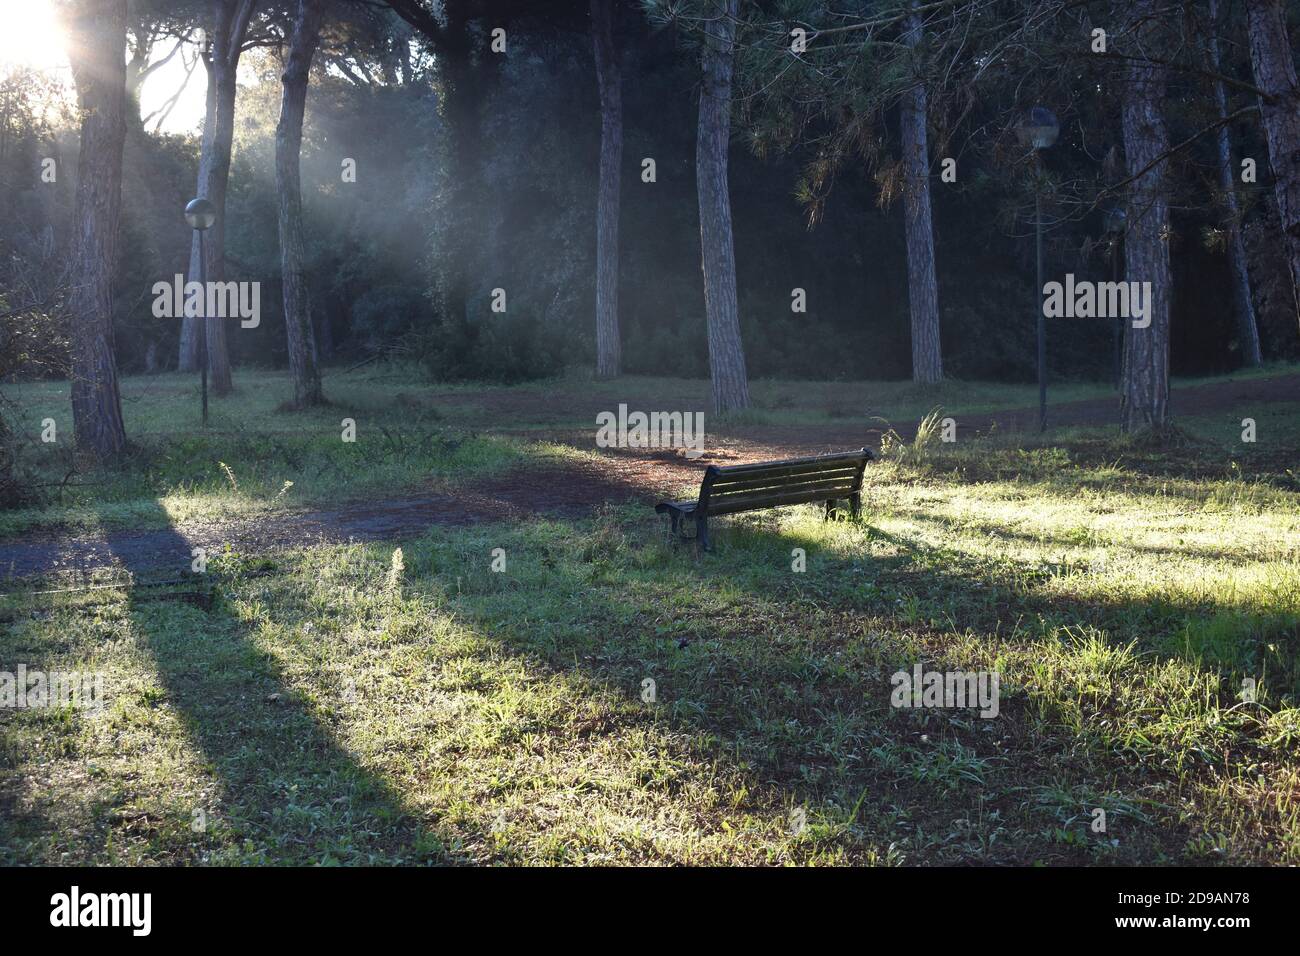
[708,450,867,477]
[708,466,861,494]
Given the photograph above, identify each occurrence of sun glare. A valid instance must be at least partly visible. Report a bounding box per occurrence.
[0,1,207,133]
[0,1,68,72]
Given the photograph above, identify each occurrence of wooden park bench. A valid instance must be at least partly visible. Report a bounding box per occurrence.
[656,448,874,550]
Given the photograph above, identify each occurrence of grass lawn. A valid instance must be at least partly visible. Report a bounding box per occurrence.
[1,367,1298,864]
[1,361,1294,538]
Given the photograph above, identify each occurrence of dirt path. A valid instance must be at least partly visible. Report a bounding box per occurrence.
[2,374,1293,584]
[0,456,687,583]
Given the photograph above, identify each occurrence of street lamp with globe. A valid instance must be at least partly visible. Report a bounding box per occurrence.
[1018,106,1059,432]
[185,197,216,426]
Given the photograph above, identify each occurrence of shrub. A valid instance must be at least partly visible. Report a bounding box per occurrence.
[420,307,564,384]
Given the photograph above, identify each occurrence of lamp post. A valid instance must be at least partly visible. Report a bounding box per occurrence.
[1018,107,1058,432]
[185,197,216,426]
[1104,206,1127,390]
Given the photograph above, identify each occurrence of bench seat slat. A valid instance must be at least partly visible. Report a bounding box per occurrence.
[654,499,698,515]
[708,477,859,503]
[704,488,858,516]
[662,482,857,515]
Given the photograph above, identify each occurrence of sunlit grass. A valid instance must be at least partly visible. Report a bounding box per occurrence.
[4,365,1296,539]
[4,435,1298,863]
[1,368,1297,864]
[0,373,532,536]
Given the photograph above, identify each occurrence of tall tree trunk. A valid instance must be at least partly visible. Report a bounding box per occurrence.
[1209,0,1263,365]
[1120,0,1172,433]
[201,28,237,397]
[1243,0,1300,332]
[125,33,149,135]
[591,0,622,379]
[384,0,497,335]
[438,2,490,329]
[276,0,324,408]
[695,0,749,413]
[64,0,129,460]
[178,0,258,396]
[900,4,942,385]
[178,53,218,372]
[316,308,334,359]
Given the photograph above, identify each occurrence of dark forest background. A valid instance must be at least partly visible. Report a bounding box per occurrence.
[2,0,1298,391]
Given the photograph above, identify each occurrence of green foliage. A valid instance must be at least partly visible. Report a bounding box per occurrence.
[349,284,426,352]
[0,413,37,510]
[420,308,565,384]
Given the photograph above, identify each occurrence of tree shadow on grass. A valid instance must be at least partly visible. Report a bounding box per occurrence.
[443,508,1300,859]
[894,505,1281,565]
[93,501,476,865]
[849,516,1299,694]
[397,517,1236,864]
[17,497,1274,865]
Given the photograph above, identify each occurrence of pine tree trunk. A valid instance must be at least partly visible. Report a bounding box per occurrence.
[65,0,129,460]
[1120,0,1172,434]
[316,308,333,359]
[178,0,257,395]
[441,29,471,329]
[125,38,148,137]
[591,0,622,379]
[900,5,942,385]
[178,56,217,372]
[1244,0,1300,332]
[276,0,324,408]
[202,7,240,396]
[1209,0,1263,366]
[439,0,487,329]
[695,0,749,413]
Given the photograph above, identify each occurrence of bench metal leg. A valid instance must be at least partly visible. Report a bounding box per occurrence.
[695,515,710,552]
[823,496,861,522]
[669,511,681,540]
